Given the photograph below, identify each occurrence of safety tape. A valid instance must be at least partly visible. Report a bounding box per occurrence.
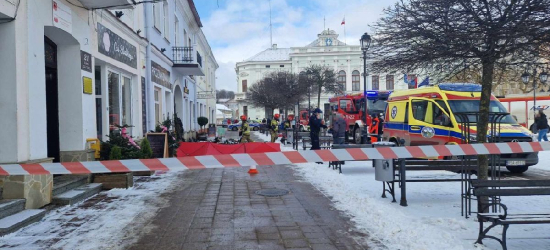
[1,141,549,176]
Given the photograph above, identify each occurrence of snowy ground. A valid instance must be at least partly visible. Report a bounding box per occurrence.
[293,152,550,250]
[0,172,183,249]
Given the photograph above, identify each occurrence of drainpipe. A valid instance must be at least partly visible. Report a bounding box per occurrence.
[144,2,155,132]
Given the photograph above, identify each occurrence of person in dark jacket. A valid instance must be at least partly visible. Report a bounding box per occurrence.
[309,108,327,150]
[535,110,549,141]
[331,112,346,144]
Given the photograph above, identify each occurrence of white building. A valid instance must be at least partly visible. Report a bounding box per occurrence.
[0,0,216,208]
[235,29,411,120]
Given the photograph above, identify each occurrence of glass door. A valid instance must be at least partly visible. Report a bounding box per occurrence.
[108,71,121,131]
[121,75,132,133]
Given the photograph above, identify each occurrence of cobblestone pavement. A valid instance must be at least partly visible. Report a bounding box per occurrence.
[128,165,371,250]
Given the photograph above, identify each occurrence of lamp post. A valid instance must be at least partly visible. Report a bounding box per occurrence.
[360,32,372,144]
[522,67,548,123]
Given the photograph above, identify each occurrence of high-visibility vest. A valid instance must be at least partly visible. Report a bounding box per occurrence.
[271,120,279,132]
[369,117,379,134]
[241,122,250,135]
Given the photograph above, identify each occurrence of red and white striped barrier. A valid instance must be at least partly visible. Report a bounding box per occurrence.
[1,142,549,176]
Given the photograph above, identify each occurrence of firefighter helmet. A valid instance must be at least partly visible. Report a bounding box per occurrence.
[274,114,280,119]
[240,115,247,121]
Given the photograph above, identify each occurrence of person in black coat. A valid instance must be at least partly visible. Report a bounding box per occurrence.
[309,108,327,150]
[535,110,549,141]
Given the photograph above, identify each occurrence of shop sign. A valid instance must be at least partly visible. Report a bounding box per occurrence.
[197,92,215,99]
[83,77,93,94]
[183,81,189,94]
[151,61,171,89]
[97,23,137,68]
[53,0,72,33]
[80,51,92,73]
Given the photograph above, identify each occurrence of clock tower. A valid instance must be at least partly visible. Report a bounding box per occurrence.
[310,28,343,47]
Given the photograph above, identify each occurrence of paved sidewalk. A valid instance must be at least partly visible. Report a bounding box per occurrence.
[128,165,370,250]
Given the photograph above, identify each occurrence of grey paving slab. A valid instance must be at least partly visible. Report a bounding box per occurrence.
[129,161,371,250]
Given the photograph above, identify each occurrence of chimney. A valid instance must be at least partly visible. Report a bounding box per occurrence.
[272,44,277,49]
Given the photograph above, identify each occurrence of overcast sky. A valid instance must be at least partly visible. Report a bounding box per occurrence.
[195,0,398,92]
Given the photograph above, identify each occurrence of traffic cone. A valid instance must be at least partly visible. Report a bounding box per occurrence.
[248,165,259,174]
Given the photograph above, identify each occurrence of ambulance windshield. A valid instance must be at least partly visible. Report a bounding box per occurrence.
[448,100,516,124]
[368,99,387,113]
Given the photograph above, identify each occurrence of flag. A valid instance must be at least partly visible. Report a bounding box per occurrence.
[418,77,430,88]
[403,74,409,84]
[341,17,345,25]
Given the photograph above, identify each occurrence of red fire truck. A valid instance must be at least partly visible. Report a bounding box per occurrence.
[328,91,391,143]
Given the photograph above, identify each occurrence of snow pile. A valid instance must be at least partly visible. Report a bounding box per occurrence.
[294,152,550,250]
[0,172,183,250]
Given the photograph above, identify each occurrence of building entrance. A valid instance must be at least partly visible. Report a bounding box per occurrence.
[45,36,60,162]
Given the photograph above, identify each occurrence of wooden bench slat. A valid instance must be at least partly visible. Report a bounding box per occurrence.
[473,188,550,196]
[471,180,550,188]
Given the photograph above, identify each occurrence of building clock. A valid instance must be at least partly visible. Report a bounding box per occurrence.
[325,38,333,46]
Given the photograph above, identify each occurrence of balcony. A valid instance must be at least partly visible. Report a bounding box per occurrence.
[78,0,133,9]
[172,46,205,76]
[235,92,246,101]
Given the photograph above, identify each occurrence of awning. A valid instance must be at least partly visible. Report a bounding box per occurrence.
[78,0,133,9]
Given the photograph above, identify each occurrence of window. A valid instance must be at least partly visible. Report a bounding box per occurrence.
[153,3,160,30]
[95,67,102,139]
[174,16,179,46]
[154,87,162,125]
[337,70,346,92]
[372,75,379,90]
[244,106,248,116]
[339,99,353,112]
[108,71,120,129]
[121,76,132,129]
[280,65,284,67]
[266,65,270,68]
[407,74,417,89]
[411,100,428,122]
[242,80,247,92]
[352,70,360,91]
[386,75,394,90]
[163,2,169,39]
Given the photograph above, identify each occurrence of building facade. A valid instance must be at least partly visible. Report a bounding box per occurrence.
[235,29,410,120]
[0,0,216,208]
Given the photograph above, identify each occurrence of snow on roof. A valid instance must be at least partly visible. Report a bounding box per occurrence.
[245,48,291,62]
[216,104,231,111]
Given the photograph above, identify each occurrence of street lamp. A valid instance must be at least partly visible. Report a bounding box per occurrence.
[522,67,548,122]
[306,69,313,112]
[360,32,372,144]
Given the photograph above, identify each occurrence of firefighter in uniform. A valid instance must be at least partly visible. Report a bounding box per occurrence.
[369,114,380,143]
[240,115,254,143]
[270,114,280,143]
[309,108,327,150]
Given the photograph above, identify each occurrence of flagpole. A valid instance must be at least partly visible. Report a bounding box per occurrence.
[344,17,347,44]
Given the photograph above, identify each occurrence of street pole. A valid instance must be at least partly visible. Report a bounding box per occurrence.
[362,49,368,144]
[534,68,537,122]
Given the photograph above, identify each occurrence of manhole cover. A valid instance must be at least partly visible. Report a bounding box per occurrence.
[255,189,289,197]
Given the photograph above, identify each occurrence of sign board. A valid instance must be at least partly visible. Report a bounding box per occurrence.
[208,125,216,138]
[183,81,189,94]
[53,0,72,33]
[97,22,137,68]
[81,51,92,73]
[151,61,171,89]
[197,92,215,99]
[146,133,168,158]
[83,77,93,94]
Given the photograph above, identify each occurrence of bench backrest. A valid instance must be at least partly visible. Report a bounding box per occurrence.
[472,180,550,197]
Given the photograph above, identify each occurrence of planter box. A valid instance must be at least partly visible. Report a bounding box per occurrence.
[133,171,154,176]
[93,173,133,190]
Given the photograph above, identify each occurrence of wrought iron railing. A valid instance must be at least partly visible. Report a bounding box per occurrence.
[172,46,193,63]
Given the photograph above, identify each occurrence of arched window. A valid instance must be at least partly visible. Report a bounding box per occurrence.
[338,70,346,92]
[352,70,360,91]
[372,75,379,90]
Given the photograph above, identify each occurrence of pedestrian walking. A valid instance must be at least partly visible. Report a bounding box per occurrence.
[309,108,327,150]
[239,115,254,143]
[331,112,346,145]
[535,110,549,141]
[270,114,280,143]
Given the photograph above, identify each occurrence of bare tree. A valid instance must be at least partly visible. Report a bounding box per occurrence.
[303,65,338,109]
[246,72,309,115]
[371,0,550,181]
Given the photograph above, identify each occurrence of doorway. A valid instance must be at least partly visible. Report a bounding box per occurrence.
[45,37,60,162]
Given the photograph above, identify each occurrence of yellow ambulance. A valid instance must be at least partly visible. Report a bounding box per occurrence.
[383,83,537,173]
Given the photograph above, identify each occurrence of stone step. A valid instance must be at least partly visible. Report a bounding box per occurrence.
[51,183,103,206]
[52,175,88,196]
[0,199,26,220]
[0,209,46,236]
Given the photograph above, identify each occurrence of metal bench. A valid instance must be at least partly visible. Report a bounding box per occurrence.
[472,180,550,250]
[329,144,374,173]
[300,132,332,150]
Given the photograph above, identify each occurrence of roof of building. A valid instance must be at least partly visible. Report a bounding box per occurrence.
[216,104,231,111]
[244,48,292,62]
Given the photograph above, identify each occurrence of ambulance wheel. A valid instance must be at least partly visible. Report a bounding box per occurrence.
[354,127,363,144]
[506,166,528,174]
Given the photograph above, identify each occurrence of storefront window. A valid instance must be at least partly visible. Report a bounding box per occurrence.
[108,71,120,130]
[122,76,132,128]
